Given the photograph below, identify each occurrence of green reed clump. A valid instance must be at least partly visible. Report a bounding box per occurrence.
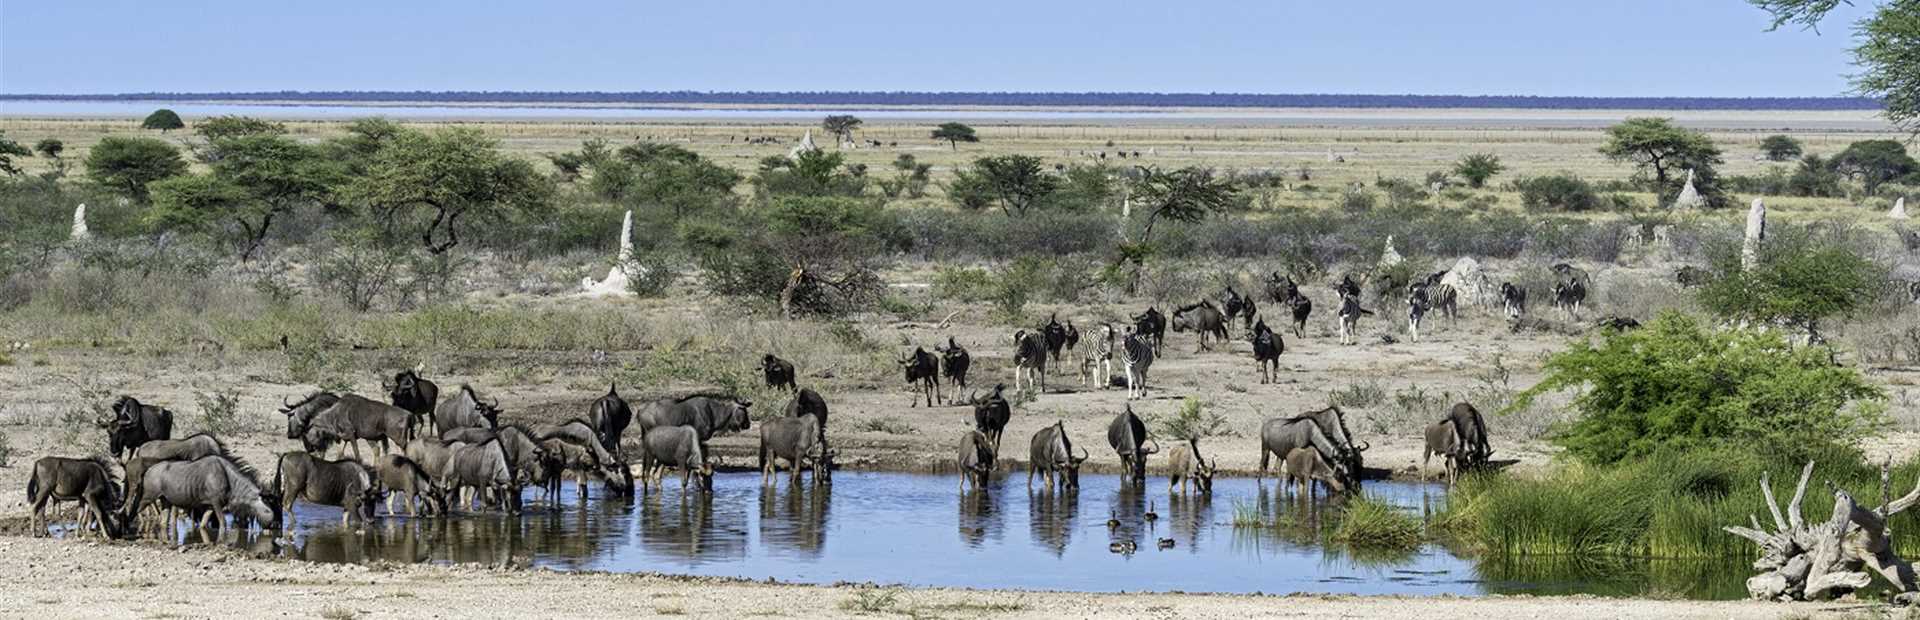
[1441,446,1920,559]
[1332,494,1424,550]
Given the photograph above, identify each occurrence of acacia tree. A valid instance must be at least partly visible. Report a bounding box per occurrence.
[970,154,1060,217]
[1698,225,1888,341]
[0,132,29,176]
[1600,117,1727,207]
[1130,166,1238,244]
[85,137,188,202]
[821,115,862,146]
[1451,153,1505,188]
[343,127,551,254]
[1760,134,1804,161]
[1830,139,1918,194]
[931,122,978,150]
[141,109,185,132]
[33,138,62,160]
[1754,0,1920,135]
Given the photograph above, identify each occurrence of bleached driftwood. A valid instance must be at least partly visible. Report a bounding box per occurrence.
[1725,461,1920,603]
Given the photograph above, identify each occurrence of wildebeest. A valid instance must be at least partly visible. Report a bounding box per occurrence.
[968,384,1012,449]
[531,419,631,496]
[374,453,445,516]
[1122,329,1155,400]
[1171,301,1228,352]
[1106,405,1160,485]
[1500,282,1527,319]
[442,425,549,491]
[899,346,941,407]
[1422,420,1464,485]
[105,396,173,459]
[1026,421,1089,491]
[1595,315,1641,331]
[639,425,713,491]
[783,387,831,456]
[1080,323,1115,388]
[1064,321,1080,354]
[1284,448,1347,498]
[1334,273,1363,299]
[761,354,797,392]
[635,393,753,443]
[1675,265,1711,288]
[1552,278,1586,319]
[1550,263,1590,287]
[27,455,122,539]
[1167,439,1216,495]
[1285,293,1313,338]
[758,415,824,485]
[937,337,971,397]
[587,383,633,455]
[1251,319,1284,384]
[1222,287,1257,335]
[957,429,997,490]
[281,392,415,460]
[1131,307,1166,352]
[1336,294,1372,345]
[1265,273,1300,304]
[1043,313,1069,363]
[1406,283,1432,343]
[434,384,500,435]
[122,433,237,518]
[274,451,381,525]
[1258,408,1366,487]
[124,455,278,532]
[385,368,439,435]
[1444,402,1493,469]
[1011,330,1048,395]
[444,439,521,513]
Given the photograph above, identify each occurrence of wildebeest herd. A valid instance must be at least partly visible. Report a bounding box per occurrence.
[31,266,1542,542]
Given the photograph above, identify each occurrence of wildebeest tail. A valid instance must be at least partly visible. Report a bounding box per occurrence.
[26,474,37,505]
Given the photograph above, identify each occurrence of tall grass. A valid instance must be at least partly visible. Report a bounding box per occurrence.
[1440,447,1920,559]
[1332,495,1425,550]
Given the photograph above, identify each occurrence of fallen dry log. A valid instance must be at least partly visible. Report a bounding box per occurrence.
[1724,461,1920,603]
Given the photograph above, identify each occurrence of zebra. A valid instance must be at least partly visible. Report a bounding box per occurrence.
[1407,284,1431,343]
[1122,328,1155,400]
[1081,323,1115,388]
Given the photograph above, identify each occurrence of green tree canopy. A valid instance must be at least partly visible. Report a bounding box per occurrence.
[1451,153,1506,188]
[1759,134,1805,161]
[966,154,1060,217]
[821,115,862,145]
[1600,117,1728,208]
[195,115,287,142]
[33,138,63,160]
[1829,139,1918,194]
[751,150,866,199]
[1697,225,1888,340]
[931,122,978,150]
[84,136,188,202]
[141,109,185,132]
[150,134,340,259]
[341,127,552,254]
[0,132,29,176]
[1754,0,1920,135]
[1131,166,1238,243]
[1515,312,1884,465]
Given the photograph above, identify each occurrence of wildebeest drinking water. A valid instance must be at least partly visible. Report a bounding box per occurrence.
[124,455,278,534]
[1284,448,1347,499]
[104,396,174,459]
[274,451,381,526]
[1027,421,1089,491]
[957,429,997,490]
[936,337,971,398]
[587,383,633,455]
[281,392,415,460]
[761,354,797,392]
[1167,438,1217,495]
[444,439,522,513]
[1011,330,1048,395]
[27,455,122,539]
[1106,405,1160,486]
[899,346,942,407]
[1251,319,1283,384]
[374,453,446,516]
[1171,301,1228,352]
[639,424,713,491]
[784,387,832,479]
[759,414,825,485]
[532,419,631,497]
[434,384,500,434]
[386,368,439,436]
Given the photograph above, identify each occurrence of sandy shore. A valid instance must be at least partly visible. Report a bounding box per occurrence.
[0,535,1861,619]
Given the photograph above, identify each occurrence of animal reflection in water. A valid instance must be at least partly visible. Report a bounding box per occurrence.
[758,481,831,556]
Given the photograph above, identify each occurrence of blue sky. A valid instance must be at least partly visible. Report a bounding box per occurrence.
[0,1,1874,96]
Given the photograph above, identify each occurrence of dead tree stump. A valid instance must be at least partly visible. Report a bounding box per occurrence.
[1724,461,1920,603]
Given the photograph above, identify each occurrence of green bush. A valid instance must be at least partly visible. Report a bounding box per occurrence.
[1515,174,1603,212]
[1696,224,1889,340]
[1514,312,1884,465]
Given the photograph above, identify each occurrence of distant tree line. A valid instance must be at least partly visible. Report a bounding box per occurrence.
[0,91,1884,111]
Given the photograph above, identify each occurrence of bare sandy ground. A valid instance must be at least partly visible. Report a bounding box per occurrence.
[0,535,1865,619]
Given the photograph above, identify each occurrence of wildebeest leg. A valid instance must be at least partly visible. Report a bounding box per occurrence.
[1258,448,1269,477]
[1026,465,1034,489]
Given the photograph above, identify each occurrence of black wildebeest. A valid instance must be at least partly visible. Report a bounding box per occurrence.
[639,425,713,491]
[27,455,122,539]
[105,396,173,459]
[386,369,439,435]
[1106,405,1160,485]
[1336,294,1372,345]
[1012,330,1048,395]
[587,383,633,456]
[1171,301,1229,352]
[758,415,824,485]
[434,385,500,435]
[899,346,942,407]
[1500,282,1527,319]
[1027,421,1089,491]
[1285,292,1313,338]
[1043,313,1070,364]
[634,393,754,444]
[761,354,797,392]
[1251,319,1284,384]
[274,451,381,526]
[124,455,278,533]
[968,384,1012,449]
[1284,448,1347,498]
[1552,278,1587,319]
[282,392,415,460]
[957,429,997,490]
[937,337,971,398]
[1131,307,1166,352]
[1167,439,1216,495]
[1222,286,1257,335]
[1122,328,1155,400]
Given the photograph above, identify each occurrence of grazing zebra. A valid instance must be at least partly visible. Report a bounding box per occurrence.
[1337,294,1372,346]
[1081,324,1115,388]
[1122,329,1155,400]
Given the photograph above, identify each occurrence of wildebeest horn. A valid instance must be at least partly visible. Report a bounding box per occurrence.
[1356,440,1371,452]
[281,395,295,409]
[1144,438,1161,455]
[1074,445,1090,461]
[489,396,500,409]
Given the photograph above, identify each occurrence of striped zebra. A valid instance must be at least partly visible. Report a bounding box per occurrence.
[1081,323,1115,388]
[1122,328,1155,400]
